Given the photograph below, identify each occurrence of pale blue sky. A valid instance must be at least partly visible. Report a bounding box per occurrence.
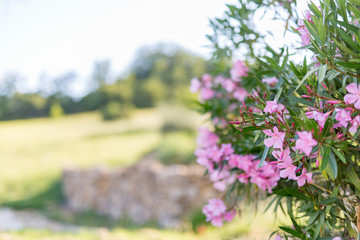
[0,0,311,96]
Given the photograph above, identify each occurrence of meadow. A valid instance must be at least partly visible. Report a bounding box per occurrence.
[0,108,287,239]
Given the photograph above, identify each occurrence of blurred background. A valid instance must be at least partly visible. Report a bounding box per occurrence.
[0,0,301,239]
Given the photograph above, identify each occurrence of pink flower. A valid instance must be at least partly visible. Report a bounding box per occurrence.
[264,100,279,114]
[272,148,292,162]
[223,209,236,222]
[201,73,212,88]
[306,111,330,128]
[350,116,360,133]
[202,198,226,220]
[297,168,313,187]
[332,237,342,240]
[221,79,236,92]
[299,27,311,46]
[293,131,317,156]
[200,87,215,100]
[189,78,201,93]
[335,108,352,128]
[206,145,223,163]
[202,198,235,227]
[279,162,298,180]
[233,87,248,101]
[296,11,312,46]
[274,234,285,240]
[196,157,214,172]
[220,143,234,156]
[196,127,219,148]
[344,83,360,109]
[230,60,249,81]
[228,154,254,172]
[262,77,278,87]
[263,126,286,149]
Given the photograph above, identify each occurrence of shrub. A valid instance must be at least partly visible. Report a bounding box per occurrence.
[100,101,132,121]
[191,0,360,239]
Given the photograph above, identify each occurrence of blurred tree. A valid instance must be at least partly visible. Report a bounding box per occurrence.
[130,43,209,108]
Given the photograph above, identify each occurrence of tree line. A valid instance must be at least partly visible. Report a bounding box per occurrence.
[0,44,209,121]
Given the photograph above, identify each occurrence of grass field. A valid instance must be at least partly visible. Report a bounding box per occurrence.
[0,109,163,204]
[0,108,287,239]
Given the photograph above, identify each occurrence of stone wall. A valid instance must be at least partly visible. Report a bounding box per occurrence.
[62,158,218,227]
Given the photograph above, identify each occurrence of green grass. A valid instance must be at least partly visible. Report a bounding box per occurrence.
[0,109,162,205]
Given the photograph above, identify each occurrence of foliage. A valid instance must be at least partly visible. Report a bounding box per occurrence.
[100,101,132,121]
[192,0,360,239]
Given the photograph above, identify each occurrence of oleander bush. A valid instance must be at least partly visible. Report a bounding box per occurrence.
[191,0,360,239]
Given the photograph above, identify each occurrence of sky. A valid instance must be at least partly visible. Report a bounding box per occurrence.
[0,0,313,96]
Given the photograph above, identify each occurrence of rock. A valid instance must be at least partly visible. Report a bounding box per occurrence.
[62,157,218,228]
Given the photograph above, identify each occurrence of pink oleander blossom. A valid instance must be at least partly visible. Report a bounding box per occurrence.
[201,73,212,88]
[206,145,223,163]
[262,77,278,87]
[335,108,352,128]
[294,131,317,156]
[233,87,248,101]
[263,126,286,149]
[228,154,254,172]
[220,143,234,157]
[264,100,279,114]
[200,87,215,100]
[222,79,236,92]
[202,198,235,227]
[350,116,360,133]
[249,161,280,193]
[279,161,298,180]
[306,111,330,128]
[196,157,214,172]
[230,60,249,81]
[272,148,292,162]
[190,78,201,93]
[296,11,313,46]
[297,168,313,187]
[344,83,360,109]
[196,127,219,148]
[213,174,236,192]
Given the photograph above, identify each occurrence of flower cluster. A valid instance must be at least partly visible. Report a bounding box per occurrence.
[190,61,249,103]
[202,198,236,227]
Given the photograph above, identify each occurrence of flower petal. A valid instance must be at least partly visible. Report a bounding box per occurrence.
[346,83,359,94]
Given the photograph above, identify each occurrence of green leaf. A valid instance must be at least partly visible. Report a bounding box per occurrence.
[331,147,346,164]
[322,118,333,138]
[279,226,304,239]
[318,65,327,83]
[349,0,360,5]
[304,20,322,44]
[321,147,330,171]
[319,197,338,205]
[274,188,311,201]
[337,27,360,52]
[333,38,360,57]
[329,150,338,179]
[275,87,283,101]
[295,67,320,91]
[348,169,360,191]
[258,146,269,168]
[336,61,360,69]
[288,96,314,107]
[308,211,319,226]
[337,20,360,32]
